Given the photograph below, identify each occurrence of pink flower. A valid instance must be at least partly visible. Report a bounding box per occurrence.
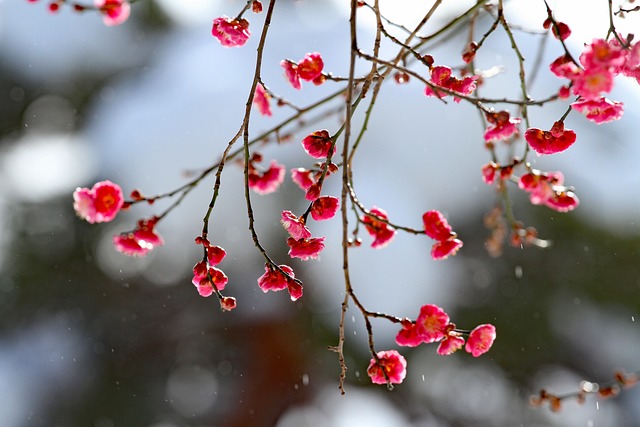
[422,210,454,241]
[220,296,237,311]
[549,54,581,79]
[248,159,285,194]
[281,211,312,240]
[301,130,335,159]
[291,168,316,191]
[525,121,577,155]
[195,267,229,297]
[415,304,450,343]
[424,66,478,102]
[73,180,124,224]
[253,83,272,116]
[545,190,580,212]
[465,324,496,357]
[257,264,302,300]
[431,238,463,260]
[580,38,627,71]
[362,207,397,249]
[437,334,466,356]
[281,60,301,90]
[311,196,339,221]
[484,111,521,143]
[622,42,640,83]
[518,169,562,205]
[481,162,498,185]
[94,0,130,26]
[423,210,463,260]
[571,97,624,124]
[297,52,324,81]
[571,67,615,100]
[113,217,163,257]
[211,16,250,48]
[367,350,407,385]
[287,236,325,260]
[395,320,422,347]
[207,245,227,266]
[113,234,151,256]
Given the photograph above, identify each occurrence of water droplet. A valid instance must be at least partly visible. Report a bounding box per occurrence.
[421,374,425,382]
[515,265,523,278]
[302,373,309,386]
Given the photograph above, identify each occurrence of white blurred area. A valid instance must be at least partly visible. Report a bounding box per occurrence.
[1,0,640,426]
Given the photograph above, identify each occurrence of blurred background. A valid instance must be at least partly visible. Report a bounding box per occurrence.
[1,0,640,426]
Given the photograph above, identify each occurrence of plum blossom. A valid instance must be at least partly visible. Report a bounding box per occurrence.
[301,130,335,159]
[114,217,164,256]
[465,324,497,357]
[95,0,130,26]
[281,211,312,240]
[253,83,272,116]
[211,16,250,48]
[287,237,325,260]
[424,65,478,102]
[248,156,285,195]
[395,319,422,347]
[310,196,339,221]
[220,296,237,311]
[281,52,325,89]
[415,304,450,343]
[367,350,407,385]
[518,169,579,212]
[525,121,577,155]
[192,236,230,298]
[484,111,521,143]
[437,334,466,356]
[257,264,302,301]
[422,210,463,260]
[571,97,624,124]
[73,180,124,223]
[362,207,396,249]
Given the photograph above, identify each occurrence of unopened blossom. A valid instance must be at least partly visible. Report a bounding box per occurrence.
[281,211,312,240]
[253,83,272,116]
[95,0,130,26]
[362,207,396,249]
[281,60,301,89]
[543,18,571,41]
[571,97,624,124]
[211,16,250,48]
[113,217,163,256]
[437,334,466,356]
[301,130,335,159]
[525,121,577,155]
[248,159,285,194]
[415,304,450,343]
[310,196,339,221]
[367,350,407,385]
[287,236,325,260]
[395,319,422,347]
[484,111,521,143]
[465,324,496,357]
[305,183,321,201]
[73,180,124,224]
[431,238,463,260]
[297,52,324,81]
[424,65,478,102]
[481,162,499,185]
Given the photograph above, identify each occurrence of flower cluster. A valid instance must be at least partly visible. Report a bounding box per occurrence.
[281,52,325,90]
[73,180,124,224]
[518,168,579,212]
[422,210,463,260]
[28,0,130,25]
[395,304,496,357]
[281,210,328,260]
[549,35,640,124]
[192,236,236,310]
